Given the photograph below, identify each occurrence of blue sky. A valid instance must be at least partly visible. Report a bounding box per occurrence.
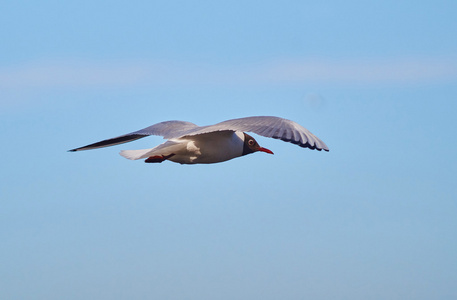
[1,1,457,300]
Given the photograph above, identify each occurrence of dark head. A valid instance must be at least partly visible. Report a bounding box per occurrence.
[242,133,274,156]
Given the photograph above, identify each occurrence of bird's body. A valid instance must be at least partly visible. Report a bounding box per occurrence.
[121,131,249,164]
[69,116,328,164]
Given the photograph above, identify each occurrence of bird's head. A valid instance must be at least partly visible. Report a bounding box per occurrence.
[242,133,274,156]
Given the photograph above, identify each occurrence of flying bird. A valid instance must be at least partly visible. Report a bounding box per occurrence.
[69,116,329,164]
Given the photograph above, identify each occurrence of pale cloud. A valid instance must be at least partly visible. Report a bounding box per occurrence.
[1,56,456,90]
[0,60,151,89]
[251,57,457,85]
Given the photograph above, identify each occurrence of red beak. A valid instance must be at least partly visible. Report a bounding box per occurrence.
[257,147,274,155]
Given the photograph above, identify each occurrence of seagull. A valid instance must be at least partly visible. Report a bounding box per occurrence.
[69,116,329,164]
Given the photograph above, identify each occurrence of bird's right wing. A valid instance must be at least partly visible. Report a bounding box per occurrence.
[68,120,199,152]
[180,116,329,151]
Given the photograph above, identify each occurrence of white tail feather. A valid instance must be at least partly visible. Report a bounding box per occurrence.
[119,148,154,160]
[120,140,183,161]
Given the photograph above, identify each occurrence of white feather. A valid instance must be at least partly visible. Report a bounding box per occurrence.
[119,139,190,161]
[119,148,154,160]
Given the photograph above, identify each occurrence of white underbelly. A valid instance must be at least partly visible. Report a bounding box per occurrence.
[168,131,244,164]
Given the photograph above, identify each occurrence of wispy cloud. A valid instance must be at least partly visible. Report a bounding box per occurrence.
[1,56,456,90]
[0,60,151,89]
[255,57,457,85]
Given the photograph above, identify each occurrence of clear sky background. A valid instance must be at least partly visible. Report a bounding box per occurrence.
[1,1,457,299]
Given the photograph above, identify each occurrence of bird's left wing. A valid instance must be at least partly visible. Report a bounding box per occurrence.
[68,120,199,152]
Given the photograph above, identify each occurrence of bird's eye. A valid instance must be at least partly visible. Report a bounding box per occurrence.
[248,139,255,146]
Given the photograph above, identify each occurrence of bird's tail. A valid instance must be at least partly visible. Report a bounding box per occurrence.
[119,140,181,160]
[119,148,155,160]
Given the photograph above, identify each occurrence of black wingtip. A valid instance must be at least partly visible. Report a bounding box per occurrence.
[68,149,78,152]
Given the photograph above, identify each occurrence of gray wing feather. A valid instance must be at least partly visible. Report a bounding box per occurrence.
[68,120,198,151]
[129,121,199,139]
[179,116,329,151]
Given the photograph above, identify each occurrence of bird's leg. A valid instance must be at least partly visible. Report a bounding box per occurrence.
[144,153,175,163]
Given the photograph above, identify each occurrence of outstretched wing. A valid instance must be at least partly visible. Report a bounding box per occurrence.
[180,116,329,151]
[68,120,199,152]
